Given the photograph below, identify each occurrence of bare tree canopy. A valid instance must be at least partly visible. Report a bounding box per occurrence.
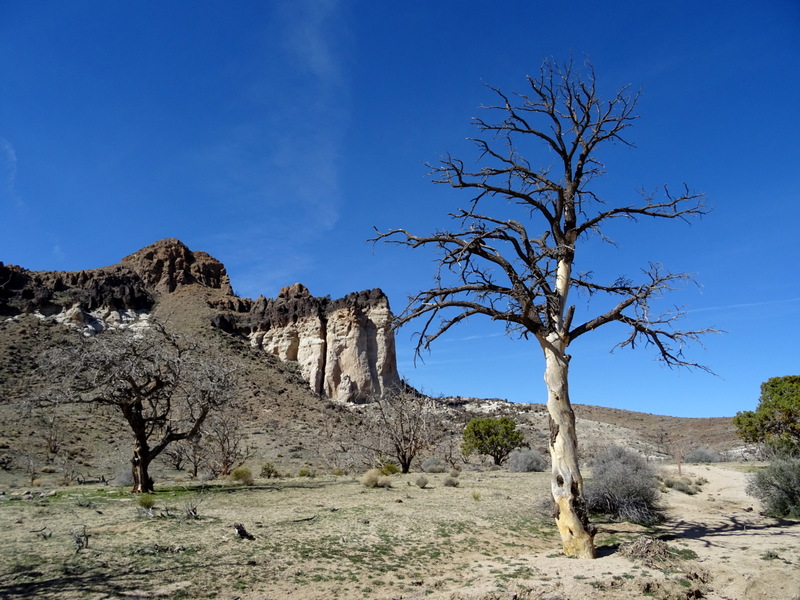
[42,322,236,492]
[374,58,717,558]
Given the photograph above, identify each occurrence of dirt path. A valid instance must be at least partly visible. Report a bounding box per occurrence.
[393,464,800,600]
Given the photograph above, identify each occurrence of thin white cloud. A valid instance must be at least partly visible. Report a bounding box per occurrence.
[279,0,345,87]
[688,297,800,314]
[193,0,349,235]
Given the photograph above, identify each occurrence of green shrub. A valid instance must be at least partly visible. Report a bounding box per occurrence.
[379,461,400,476]
[260,462,278,479]
[684,448,721,463]
[415,475,429,489]
[508,448,548,472]
[421,457,448,473]
[443,476,459,488]
[585,446,662,525]
[231,466,254,486]
[297,468,313,477]
[138,494,156,509]
[461,416,525,465]
[747,457,800,518]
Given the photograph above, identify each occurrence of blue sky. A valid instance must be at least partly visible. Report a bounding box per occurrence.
[2,1,798,417]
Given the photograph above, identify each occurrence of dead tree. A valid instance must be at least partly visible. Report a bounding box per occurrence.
[373,58,716,557]
[359,389,443,473]
[42,322,236,493]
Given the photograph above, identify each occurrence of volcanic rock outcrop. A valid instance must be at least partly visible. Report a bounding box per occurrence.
[0,238,400,402]
[245,284,399,402]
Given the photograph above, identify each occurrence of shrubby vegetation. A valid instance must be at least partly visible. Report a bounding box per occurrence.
[734,376,800,454]
[585,446,663,525]
[747,457,800,518]
[230,465,254,486]
[461,417,525,466]
[508,448,548,472]
[684,448,721,464]
[360,468,391,489]
[422,457,448,473]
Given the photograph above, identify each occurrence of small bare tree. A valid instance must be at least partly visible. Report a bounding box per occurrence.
[374,58,716,557]
[202,408,254,478]
[359,389,443,473]
[43,322,236,493]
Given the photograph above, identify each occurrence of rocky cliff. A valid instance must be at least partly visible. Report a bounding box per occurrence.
[0,238,400,402]
[244,284,399,402]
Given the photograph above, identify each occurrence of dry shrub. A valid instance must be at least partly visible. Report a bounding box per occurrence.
[443,476,459,488]
[421,457,447,473]
[415,475,429,489]
[231,465,254,486]
[508,448,548,472]
[585,445,663,525]
[747,457,800,518]
[361,468,391,488]
[662,475,701,495]
[684,448,721,463]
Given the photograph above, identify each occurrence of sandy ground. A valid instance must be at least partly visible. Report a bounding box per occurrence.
[1,464,798,600]
[377,464,800,600]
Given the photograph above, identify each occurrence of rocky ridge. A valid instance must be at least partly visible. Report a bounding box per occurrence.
[0,238,400,402]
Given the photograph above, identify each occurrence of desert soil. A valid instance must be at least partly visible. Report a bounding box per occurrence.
[1,463,798,600]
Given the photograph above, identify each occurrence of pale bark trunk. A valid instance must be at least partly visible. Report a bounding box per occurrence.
[543,336,596,558]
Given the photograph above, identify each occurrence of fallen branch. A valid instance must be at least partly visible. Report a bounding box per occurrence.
[232,522,255,540]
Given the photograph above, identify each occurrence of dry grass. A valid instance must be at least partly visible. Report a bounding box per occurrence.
[0,471,560,599]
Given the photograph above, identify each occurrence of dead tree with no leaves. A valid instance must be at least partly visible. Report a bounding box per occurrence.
[373,59,716,558]
[43,323,236,493]
[358,388,443,474]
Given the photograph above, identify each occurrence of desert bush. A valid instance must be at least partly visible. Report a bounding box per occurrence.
[747,457,800,518]
[422,457,448,473]
[508,448,548,472]
[415,475,429,489]
[472,491,481,501]
[361,468,391,489]
[230,466,254,486]
[585,445,663,525]
[443,476,459,488]
[297,468,313,477]
[260,462,278,479]
[684,448,721,463]
[662,475,702,495]
[380,461,400,476]
[449,468,460,478]
[138,494,156,509]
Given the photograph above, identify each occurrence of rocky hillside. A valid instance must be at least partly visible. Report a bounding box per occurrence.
[0,238,399,403]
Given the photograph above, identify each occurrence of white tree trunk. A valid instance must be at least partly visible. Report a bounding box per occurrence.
[543,336,596,558]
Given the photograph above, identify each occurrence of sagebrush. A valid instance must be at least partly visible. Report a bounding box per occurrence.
[747,457,800,518]
[508,448,548,472]
[585,446,662,525]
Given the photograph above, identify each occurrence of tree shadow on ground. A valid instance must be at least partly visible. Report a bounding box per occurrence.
[0,561,237,600]
[658,514,800,547]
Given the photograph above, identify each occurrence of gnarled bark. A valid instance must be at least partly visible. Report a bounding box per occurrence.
[544,342,596,557]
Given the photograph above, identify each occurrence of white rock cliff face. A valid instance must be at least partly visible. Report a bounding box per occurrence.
[247,284,400,402]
